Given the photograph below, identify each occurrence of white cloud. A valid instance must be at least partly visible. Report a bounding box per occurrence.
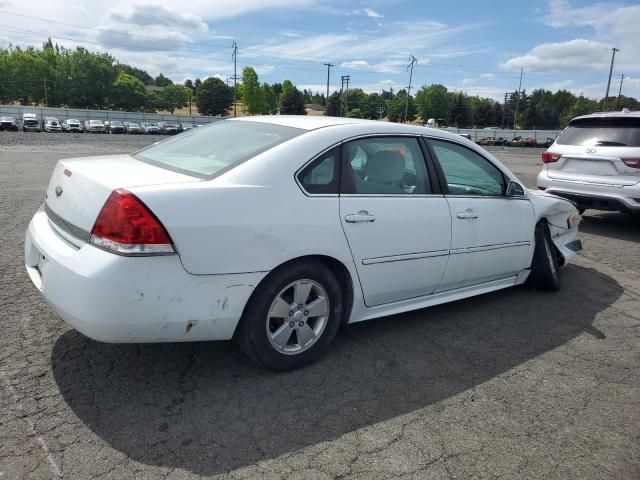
[248,20,478,63]
[502,39,612,72]
[110,5,209,32]
[481,73,495,79]
[340,59,407,74]
[350,8,384,18]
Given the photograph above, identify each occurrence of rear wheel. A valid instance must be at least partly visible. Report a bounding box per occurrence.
[236,260,342,371]
[527,222,560,291]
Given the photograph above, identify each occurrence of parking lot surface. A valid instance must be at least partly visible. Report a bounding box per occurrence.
[1,132,639,479]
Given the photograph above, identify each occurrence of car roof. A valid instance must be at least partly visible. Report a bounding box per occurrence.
[229,115,468,142]
[573,109,640,121]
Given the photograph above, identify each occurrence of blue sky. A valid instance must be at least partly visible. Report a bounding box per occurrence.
[1,0,639,101]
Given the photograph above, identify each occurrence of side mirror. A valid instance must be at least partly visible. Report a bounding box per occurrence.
[506,181,525,197]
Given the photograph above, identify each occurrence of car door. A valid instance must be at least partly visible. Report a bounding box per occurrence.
[426,138,534,291]
[339,136,452,307]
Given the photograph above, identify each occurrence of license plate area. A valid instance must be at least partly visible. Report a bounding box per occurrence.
[562,158,617,176]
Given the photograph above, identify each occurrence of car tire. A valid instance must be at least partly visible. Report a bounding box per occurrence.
[236,259,343,371]
[527,222,560,291]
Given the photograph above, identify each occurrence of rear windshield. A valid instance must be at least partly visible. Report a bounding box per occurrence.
[557,116,640,147]
[134,120,304,178]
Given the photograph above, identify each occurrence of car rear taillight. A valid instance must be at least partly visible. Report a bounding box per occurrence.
[90,189,174,255]
[622,158,640,169]
[541,151,561,163]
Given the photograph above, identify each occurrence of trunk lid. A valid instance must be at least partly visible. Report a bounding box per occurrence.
[547,145,640,186]
[44,155,199,240]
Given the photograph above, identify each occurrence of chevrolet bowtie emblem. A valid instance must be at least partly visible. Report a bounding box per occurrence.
[55,186,63,197]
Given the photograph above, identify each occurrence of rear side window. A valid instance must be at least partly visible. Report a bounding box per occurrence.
[298,148,340,194]
[557,117,640,147]
[135,121,304,178]
[341,137,431,194]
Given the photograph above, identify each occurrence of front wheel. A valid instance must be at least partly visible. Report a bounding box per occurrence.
[236,260,342,371]
[527,222,560,291]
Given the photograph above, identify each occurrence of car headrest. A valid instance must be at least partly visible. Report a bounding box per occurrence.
[365,150,405,183]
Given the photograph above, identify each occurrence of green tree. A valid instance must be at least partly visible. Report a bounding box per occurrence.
[111,71,149,111]
[196,77,233,116]
[448,92,472,127]
[387,90,416,123]
[157,84,189,113]
[117,64,153,85]
[241,66,264,115]
[262,82,276,114]
[415,84,449,122]
[281,87,306,115]
[280,79,294,102]
[154,73,172,87]
[326,92,341,116]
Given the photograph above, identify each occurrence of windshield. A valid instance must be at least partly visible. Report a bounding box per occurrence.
[557,117,640,147]
[135,120,303,178]
[90,120,103,125]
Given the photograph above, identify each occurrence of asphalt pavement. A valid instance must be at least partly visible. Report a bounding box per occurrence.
[1,132,638,479]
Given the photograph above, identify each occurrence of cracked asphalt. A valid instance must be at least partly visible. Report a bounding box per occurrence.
[1,132,639,479]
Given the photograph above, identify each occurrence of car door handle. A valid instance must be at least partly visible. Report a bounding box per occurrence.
[456,209,478,220]
[345,211,376,223]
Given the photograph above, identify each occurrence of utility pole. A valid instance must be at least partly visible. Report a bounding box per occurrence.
[502,92,508,129]
[603,47,619,111]
[404,55,417,123]
[323,62,334,115]
[616,74,624,110]
[232,41,238,117]
[340,75,350,116]
[43,78,48,107]
[513,67,523,131]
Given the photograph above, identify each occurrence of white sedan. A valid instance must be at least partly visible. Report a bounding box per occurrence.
[25,116,582,370]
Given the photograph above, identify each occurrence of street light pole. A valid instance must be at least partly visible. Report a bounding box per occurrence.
[603,47,619,111]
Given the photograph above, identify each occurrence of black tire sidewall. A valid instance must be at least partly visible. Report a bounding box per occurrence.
[529,222,560,291]
[239,260,343,371]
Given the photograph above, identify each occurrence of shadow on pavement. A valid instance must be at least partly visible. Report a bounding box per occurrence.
[52,264,622,475]
[579,211,640,243]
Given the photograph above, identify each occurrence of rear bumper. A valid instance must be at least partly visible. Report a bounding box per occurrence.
[537,170,640,213]
[25,206,266,343]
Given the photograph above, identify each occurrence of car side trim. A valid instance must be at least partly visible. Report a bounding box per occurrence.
[449,241,531,255]
[362,249,449,265]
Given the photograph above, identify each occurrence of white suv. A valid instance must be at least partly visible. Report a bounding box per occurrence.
[537,110,640,214]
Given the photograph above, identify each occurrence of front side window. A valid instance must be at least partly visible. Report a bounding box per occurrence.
[429,139,505,196]
[342,137,431,194]
[135,120,303,178]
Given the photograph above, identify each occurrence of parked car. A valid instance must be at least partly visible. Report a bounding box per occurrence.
[26,117,581,371]
[84,120,106,133]
[22,113,41,132]
[180,123,195,131]
[43,117,62,133]
[158,121,180,135]
[0,116,19,131]
[476,136,504,146]
[62,119,83,133]
[107,120,125,134]
[142,122,161,134]
[537,137,556,148]
[505,136,536,147]
[537,109,640,214]
[124,122,143,134]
